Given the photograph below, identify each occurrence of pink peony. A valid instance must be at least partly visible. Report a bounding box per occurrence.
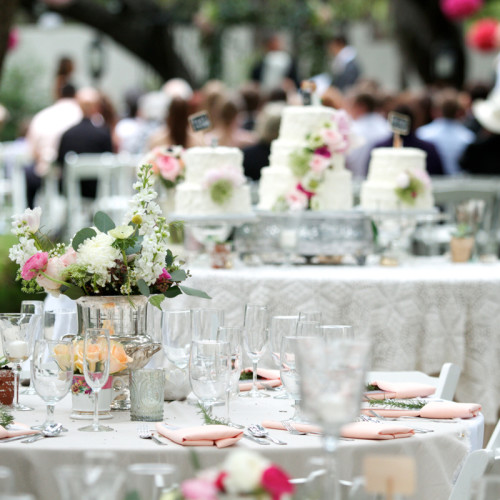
[21,252,49,280]
[309,154,330,174]
[320,127,349,154]
[261,465,294,500]
[285,187,309,211]
[441,0,483,20]
[467,19,499,52]
[35,257,65,296]
[181,479,218,500]
[156,154,182,182]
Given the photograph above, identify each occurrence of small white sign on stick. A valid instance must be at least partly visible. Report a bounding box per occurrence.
[189,111,212,133]
[388,111,411,149]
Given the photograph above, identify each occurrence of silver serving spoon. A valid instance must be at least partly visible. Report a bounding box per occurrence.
[248,424,287,445]
[21,423,64,443]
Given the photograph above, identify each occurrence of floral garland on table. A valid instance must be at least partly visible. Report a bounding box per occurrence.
[143,145,185,189]
[180,449,294,500]
[394,169,431,206]
[9,164,209,308]
[275,110,355,211]
[203,166,246,206]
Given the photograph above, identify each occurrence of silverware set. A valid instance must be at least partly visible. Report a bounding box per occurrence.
[137,424,168,445]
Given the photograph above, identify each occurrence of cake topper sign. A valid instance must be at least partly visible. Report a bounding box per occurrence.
[388,111,410,148]
[301,80,317,106]
[189,111,212,133]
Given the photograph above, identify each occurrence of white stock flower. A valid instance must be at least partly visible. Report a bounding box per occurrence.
[11,207,42,236]
[9,236,38,267]
[76,232,120,286]
[222,449,270,494]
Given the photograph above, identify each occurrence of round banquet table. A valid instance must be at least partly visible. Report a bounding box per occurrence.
[168,257,500,424]
[0,394,484,500]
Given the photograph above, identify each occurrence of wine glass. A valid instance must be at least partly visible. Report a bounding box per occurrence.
[161,310,192,370]
[31,339,73,430]
[297,337,371,500]
[269,315,298,399]
[296,320,320,336]
[126,463,178,500]
[191,308,224,340]
[189,339,230,418]
[79,328,113,432]
[240,304,268,398]
[20,302,44,395]
[319,325,354,342]
[0,313,41,411]
[43,311,78,341]
[216,326,243,421]
[298,311,322,323]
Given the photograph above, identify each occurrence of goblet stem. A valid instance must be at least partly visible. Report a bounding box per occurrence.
[251,360,258,395]
[45,404,55,427]
[322,434,341,500]
[92,389,100,431]
[13,363,20,408]
[225,389,230,422]
[291,399,302,422]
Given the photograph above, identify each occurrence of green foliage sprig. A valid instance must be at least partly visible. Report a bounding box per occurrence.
[197,403,228,426]
[367,398,426,410]
[0,404,14,428]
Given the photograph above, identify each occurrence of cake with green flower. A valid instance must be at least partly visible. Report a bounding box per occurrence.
[174,147,252,215]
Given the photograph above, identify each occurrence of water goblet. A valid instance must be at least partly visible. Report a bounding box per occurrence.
[240,304,268,398]
[0,313,41,411]
[191,308,224,340]
[318,325,354,343]
[20,302,44,395]
[189,339,230,418]
[161,310,192,370]
[32,339,73,430]
[79,328,113,432]
[298,311,322,323]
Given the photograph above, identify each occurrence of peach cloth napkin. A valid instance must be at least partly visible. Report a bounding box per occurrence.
[155,423,243,448]
[366,381,436,400]
[239,368,282,392]
[262,420,414,440]
[0,423,39,439]
[362,401,482,419]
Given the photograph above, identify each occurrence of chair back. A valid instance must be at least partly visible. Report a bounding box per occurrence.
[449,449,494,500]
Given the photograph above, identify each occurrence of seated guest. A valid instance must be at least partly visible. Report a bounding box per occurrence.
[417,88,475,176]
[242,102,284,180]
[57,87,113,198]
[460,93,500,175]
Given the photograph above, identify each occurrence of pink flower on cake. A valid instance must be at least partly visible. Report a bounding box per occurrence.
[413,168,431,188]
[156,153,182,182]
[203,166,245,188]
[261,465,295,500]
[441,0,482,20]
[320,128,348,154]
[309,154,330,174]
[285,188,309,211]
[335,109,352,137]
[21,252,48,280]
[314,145,332,158]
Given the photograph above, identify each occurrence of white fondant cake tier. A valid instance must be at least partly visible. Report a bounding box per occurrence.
[278,106,336,141]
[182,147,244,184]
[360,148,434,211]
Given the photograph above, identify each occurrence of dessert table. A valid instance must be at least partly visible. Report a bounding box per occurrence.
[169,257,500,423]
[0,394,484,500]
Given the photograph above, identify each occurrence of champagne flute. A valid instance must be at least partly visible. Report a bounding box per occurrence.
[32,339,73,430]
[191,309,224,340]
[0,313,40,411]
[240,304,268,398]
[189,339,230,418]
[79,328,113,432]
[161,310,192,370]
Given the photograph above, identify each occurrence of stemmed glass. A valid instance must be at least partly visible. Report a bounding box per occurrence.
[189,339,230,418]
[43,311,78,341]
[0,313,41,410]
[269,315,298,399]
[296,320,320,336]
[298,311,322,323]
[31,339,73,430]
[191,309,224,340]
[297,337,371,499]
[319,325,354,342]
[161,310,192,370]
[20,302,44,395]
[240,304,268,398]
[79,328,113,432]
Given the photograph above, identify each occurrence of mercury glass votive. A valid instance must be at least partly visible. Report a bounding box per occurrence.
[130,369,165,422]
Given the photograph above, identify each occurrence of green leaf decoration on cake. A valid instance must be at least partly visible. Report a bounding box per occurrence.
[289,150,312,178]
[209,179,234,205]
[394,172,425,206]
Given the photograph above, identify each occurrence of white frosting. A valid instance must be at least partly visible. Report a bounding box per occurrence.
[360,148,434,210]
[175,147,251,215]
[258,105,353,211]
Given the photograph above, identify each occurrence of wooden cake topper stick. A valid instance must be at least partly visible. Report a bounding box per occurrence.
[388,111,411,149]
[301,80,317,106]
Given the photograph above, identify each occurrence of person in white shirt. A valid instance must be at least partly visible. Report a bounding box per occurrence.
[416,88,475,176]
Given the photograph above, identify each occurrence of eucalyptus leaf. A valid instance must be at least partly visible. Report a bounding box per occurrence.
[179,285,211,299]
[94,212,115,233]
[164,286,182,298]
[165,249,174,267]
[149,295,165,309]
[126,236,143,256]
[169,269,187,281]
[60,283,85,300]
[72,228,97,251]
[137,279,150,297]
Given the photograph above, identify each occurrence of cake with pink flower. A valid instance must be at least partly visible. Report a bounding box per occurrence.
[175,147,252,215]
[258,105,356,211]
[360,148,434,210]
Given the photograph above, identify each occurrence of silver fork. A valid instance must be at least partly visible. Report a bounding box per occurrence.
[137,424,167,445]
[281,420,306,435]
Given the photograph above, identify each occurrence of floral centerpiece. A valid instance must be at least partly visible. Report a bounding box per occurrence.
[394,169,431,206]
[203,166,246,206]
[9,163,209,308]
[180,449,294,500]
[275,110,356,211]
[143,146,185,189]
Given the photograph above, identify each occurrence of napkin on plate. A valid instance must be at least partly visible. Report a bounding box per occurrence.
[366,381,436,400]
[362,401,481,419]
[155,423,243,448]
[0,423,39,439]
[239,368,282,392]
[262,420,322,434]
[340,422,414,440]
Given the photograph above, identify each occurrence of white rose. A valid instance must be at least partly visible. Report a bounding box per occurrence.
[222,449,270,494]
[396,172,410,189]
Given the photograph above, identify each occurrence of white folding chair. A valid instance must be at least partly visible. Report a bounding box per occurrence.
[367,362,461,400]
[486,419,500,453]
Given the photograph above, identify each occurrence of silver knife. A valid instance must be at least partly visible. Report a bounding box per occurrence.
[243,432,270,445]
[21,434,46,444]
[0,433,41,444]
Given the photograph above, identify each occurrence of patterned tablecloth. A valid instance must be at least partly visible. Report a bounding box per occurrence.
[169,257,500,423]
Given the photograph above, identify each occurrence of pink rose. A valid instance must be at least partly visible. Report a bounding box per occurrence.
[309,154,330,174]
[35,257,65,296]
[285,188,309,211]
[158,268,171,281]
[60,248,77,267]
[156,154,182,182]
[320,128,349,154]
[21,252,49,280]
[181,479,218,500]
[261,465,294,500]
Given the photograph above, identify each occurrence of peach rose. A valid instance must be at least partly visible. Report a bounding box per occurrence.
[109,341,132,374]
[53,343,73,371]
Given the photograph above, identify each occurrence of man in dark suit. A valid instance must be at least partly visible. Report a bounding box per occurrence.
[328,35,361,92]
[57,87,113,198]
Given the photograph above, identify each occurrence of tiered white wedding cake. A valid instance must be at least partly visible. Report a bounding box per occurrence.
[175,147,252,215]
[360,148,434,210]
[258,105,354,211]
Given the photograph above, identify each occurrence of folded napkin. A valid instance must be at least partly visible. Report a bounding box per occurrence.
[362,401,482,420]
[366,381,436,400]
[340,422,414,440]
[239,379,282,392]
[240,367,282,392]
[155,423,243,448]
[262,420,322,434]
[0,423,39,439]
